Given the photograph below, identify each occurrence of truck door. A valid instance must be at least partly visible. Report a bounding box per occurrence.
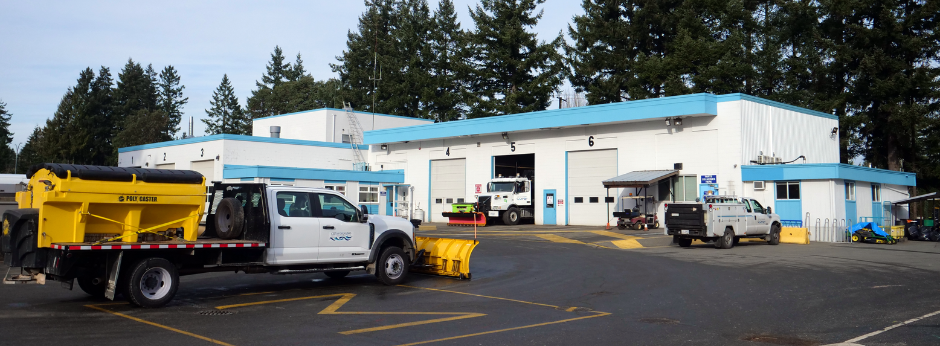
[314,192,370,262]
[268,191,320,264]
[746,199,771,234]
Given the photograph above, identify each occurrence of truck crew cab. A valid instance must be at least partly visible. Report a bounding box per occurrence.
[475,175,534,225]
[0,164,474,308]
[664,195,782,249]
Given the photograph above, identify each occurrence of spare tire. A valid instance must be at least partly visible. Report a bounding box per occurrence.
[215,198,245,240]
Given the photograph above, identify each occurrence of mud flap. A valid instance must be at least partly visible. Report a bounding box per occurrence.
[104,251,123,300]
[410,237,478,279]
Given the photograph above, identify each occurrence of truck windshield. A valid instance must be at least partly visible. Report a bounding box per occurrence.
[488,182,515,192]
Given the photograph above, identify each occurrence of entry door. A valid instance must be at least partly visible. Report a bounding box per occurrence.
[315,192,370,263]
[430,159,466,223]
[567,150,617,225]
[268,191,320,265]
[386,186,395,216]
[543,190,556,225]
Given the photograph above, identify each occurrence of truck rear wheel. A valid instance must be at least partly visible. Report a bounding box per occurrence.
[677,238,693,248]
[716,228,735,249]
[77,274,107,298]
[125,257,179,308]
[376,246,408,285]
[503,208,520,225]
[215,198,245,240]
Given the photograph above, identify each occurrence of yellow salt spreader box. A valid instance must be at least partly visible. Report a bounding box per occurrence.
[16,164,206,248]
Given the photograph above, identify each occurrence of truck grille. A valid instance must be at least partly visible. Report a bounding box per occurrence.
[477,196,491,212]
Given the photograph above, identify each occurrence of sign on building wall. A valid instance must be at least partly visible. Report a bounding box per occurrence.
[701,175,717,184]
[475,184,482,194]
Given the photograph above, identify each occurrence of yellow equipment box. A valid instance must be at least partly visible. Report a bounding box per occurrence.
[17,164,206,247]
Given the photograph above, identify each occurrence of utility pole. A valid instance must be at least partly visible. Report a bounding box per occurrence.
[369,10,382,131]
[13,142,22,174]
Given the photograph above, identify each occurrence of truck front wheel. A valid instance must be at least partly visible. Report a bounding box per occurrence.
[767,224,781,245]
[503,208,520,225]
[677,238,693,248]
[376,246,408,285]
[125,257,179,308]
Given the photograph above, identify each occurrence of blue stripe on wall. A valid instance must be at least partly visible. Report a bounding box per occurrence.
[742,164,915,186]
[223,165,404,183]
[119,134,368,153]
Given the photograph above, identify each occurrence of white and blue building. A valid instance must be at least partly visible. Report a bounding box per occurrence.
[363,93,915,229]
[118,95,916,230]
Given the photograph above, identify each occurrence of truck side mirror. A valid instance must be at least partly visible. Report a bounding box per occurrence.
[766,207,772,214]
[360,205,370,222]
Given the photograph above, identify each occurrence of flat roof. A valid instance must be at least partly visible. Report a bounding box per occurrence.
[252,107,434,122]
[891,192,936,204]
[603,170,678,188]
[118,134,368,153]
[741,163,916,186]
[362,93,838,144]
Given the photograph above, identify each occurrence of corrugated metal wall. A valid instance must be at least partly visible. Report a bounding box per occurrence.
[740,100,839,164]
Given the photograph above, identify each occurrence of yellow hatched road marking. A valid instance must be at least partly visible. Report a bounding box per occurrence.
[85,304,235,346]
[536,234,585,244]
[610,239,644,249]
[216,292,485,335]
[590,230,640,240]
[398,312,612,346]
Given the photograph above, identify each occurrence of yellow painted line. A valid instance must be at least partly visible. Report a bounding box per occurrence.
[610,239,644,249]
[217,292,484,335]
[565,307,578,312]
[418,225,438,231]
[398,312,612,346]
[590,230,640,240]
[85,304,235,346]
[398,285,561,309]
[536,234,585,244]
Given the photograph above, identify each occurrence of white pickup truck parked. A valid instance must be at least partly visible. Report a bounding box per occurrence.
[664,196,782,249]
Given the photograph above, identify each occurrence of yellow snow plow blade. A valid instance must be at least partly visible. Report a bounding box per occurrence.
[411,237,479,280]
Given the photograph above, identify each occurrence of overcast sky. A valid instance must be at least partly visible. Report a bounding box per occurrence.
[0,0,584,146]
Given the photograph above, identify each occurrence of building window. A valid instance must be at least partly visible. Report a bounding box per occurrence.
[435,199,443,204]
[845,182,856,201]
[574,197,584,203]
[589,197,599,203]
[776,181,800,200]
[359,186,379,203]
[672,176,698,202]
[872,184,881,202]
[324,185,346,196]
[457,198,464,203]
[446,198,453,203]
[341,134,352,144]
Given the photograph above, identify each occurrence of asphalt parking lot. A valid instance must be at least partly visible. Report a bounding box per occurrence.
[2,223,940,345]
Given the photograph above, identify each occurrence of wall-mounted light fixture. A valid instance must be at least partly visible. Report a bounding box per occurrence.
[830,127,838,137]
[501,132,509,140]
[674,117,683,126]
[380,144,388,150]
[665,118,672,126]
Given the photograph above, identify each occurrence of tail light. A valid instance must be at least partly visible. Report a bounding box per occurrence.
[664,203,669,209]
[708,204,713,209]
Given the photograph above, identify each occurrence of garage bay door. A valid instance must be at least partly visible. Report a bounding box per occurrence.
[430,159,466,223]
[568,149,617,225]
[190,160,215,186]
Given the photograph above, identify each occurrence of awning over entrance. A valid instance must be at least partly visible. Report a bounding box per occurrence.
[891,192,937,205]
[602,170,679,188]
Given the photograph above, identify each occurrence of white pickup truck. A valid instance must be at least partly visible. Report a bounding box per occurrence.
[664,196,782,249]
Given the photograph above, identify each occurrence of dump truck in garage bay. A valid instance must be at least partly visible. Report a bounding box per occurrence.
[1,164,477,307]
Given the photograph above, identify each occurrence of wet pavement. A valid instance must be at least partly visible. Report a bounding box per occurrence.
[2,223,940,345]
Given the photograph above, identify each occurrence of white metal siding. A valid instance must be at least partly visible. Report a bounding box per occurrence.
[430,159,466,223]
[739,100,839,165]
[568,149,617,226]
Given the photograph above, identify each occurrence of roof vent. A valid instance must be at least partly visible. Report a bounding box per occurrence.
[270,126,281,138]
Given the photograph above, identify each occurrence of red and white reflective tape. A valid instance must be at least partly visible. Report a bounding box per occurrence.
[49,242,266,251]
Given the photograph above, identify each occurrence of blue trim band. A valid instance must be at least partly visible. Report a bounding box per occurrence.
[252,107,434,122]
[223,165,404,183]
[363,93,718,144]
[118,134,367,153]
[324,180,347,184]
[742,164,915,186]
[270,178,295,182]
[716,93,838,120]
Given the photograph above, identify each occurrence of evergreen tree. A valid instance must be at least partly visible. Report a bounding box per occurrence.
[262,46,291,88]
[114,59,156,135]
[465,0,565,117]
[285,53,307,82]
[567,0,634,104]
[332,0,398,113]
[158,65,188,138]
[0,100,15,172]
[204,75,249,135]
[43,89,78,163]
[113,109,171,148]
[17,126,45,173]
[425,0,468,121]
[70,67,115,165]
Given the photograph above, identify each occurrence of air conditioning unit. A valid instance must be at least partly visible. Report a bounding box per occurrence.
[753,181,765,190]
